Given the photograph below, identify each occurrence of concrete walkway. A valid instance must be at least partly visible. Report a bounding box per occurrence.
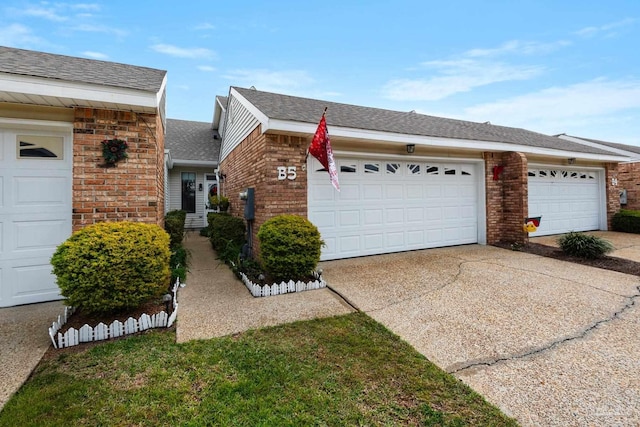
[321,245,640,427]
[176,232,354,343]
[0,300,62,410]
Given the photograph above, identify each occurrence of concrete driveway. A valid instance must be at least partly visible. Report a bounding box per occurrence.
[320,245,640,427]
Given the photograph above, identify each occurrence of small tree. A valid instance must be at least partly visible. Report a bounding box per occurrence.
[258,215,323,282]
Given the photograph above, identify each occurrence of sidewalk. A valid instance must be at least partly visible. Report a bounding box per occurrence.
[176,232,354,343]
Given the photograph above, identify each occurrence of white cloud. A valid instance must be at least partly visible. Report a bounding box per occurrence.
[222,69,315,94]
[575,18,636,38]
[381,38,570,101]
[197,65,216,72]
[16,5,68,21]
[460,78,640,136]
[466,39,571,57]
[70,23,128,38]
[6,3,101,21]
[195,23,215,31]
[151,44,216,59]
[383,60,543,101]
[82,51,108,60]
[0,23,46,47]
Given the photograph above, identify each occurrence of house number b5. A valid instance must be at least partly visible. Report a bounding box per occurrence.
[277,166,297,181]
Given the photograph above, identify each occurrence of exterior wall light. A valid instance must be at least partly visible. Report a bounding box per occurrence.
[406,144,416,154]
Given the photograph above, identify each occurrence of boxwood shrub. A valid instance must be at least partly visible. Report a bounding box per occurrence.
[165,209,187,247]
[612,209,640,234]
[208,213,246,262]
[258,215,323,282]
[557,231,614,259]
[51,222,171,314]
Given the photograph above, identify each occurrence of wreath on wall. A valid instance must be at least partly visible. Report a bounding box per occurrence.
[101,139,129,165]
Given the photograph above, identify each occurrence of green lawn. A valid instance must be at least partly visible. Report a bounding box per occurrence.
[0,313,517,426]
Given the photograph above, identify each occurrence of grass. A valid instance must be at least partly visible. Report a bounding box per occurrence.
[0,313,517,426]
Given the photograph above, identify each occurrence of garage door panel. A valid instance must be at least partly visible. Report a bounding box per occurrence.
[528,168,603,237]
[0,127,71,307]
[310,158,480,260]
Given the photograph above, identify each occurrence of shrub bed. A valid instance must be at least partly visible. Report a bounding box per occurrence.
[208,213,246,262]
[612,209,640,234]
[557,231,613,259]
[51,222,171,314]
[258,215,323,282]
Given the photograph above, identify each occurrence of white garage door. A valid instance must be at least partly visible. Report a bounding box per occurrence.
[0,126,72,307]
[528,167,603,237]
[308,157,481,260]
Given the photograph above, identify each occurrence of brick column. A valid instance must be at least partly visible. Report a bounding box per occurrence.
[605,163,621,229]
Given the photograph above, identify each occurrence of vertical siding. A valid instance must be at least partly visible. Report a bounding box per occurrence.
[168,166,214,229]
[219,95,260,162]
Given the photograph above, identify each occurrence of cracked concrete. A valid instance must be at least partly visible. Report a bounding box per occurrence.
[321,244,640,426]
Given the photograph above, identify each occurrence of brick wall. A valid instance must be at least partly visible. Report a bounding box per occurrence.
[605,163,621,227]
[72,108,164,230]
[220,128,307,257]
[484,151,529,245]
[617,162,640,210]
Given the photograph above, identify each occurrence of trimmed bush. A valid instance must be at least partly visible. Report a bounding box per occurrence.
[557,231,614,259]
[170,245,188,283]
[258,215,323,282]
[208,213,246,262]
[51,222,171,314]
[612,209,640,234]
[165,210,187,247]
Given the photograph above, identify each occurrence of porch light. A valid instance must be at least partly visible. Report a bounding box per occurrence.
[406,144,416,154]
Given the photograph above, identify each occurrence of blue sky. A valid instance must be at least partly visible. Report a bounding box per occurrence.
[1,1,639,145]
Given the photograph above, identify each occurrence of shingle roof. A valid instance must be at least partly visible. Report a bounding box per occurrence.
[234,87,617,156]
[0,46,166,92]
[565,135,640,156]
[166,118,220,162]
[216,95,228,108]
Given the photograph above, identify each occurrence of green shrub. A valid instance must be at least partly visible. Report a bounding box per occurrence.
[165,210,187,247]
[557,231,614,259]
[170,245,188,283]
[51,222,171,314]
[612,209,640,234]
[258,215,323,282]
[208,213,246,262]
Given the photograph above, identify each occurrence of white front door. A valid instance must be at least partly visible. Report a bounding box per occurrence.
[308,157,482,261]
[0,126,72,307]
[528,167,604,237]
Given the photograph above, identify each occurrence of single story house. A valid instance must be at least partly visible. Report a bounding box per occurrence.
[164,117,221,229]
[0,46,167,308]
[557,134,640,210]
[216,86,630,261]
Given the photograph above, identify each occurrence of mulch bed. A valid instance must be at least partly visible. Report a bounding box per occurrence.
[496,242,640,276]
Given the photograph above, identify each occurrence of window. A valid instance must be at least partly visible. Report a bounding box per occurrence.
[181,172,196,213]
[426,165,439,175]
[444,167,456,175]
[528,170,537,177]
[340,164,357,173]
[386,163,400,174]
[364,163,380,173]
[17,135,63,159]
[407,164,421,175]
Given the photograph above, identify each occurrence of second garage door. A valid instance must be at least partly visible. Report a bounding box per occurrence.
[528,167,603,237]
[308,157,482,260]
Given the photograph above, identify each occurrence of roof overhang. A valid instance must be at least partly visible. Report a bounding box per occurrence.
[230,87,628,163]
[166,158,217,169]
[263,118,630,162]
[0,72,166,114]
[558,134,640,161]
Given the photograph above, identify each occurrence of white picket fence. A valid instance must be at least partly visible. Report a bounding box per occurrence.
[239,270,327,297]
[49,278,183,349]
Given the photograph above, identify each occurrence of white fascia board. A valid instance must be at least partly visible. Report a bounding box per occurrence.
[156,75,167,107]
[0,73,160,110]
[266,119,629,162]
[171,159,217,168]
[229,87,269,128]
[0,117,73,130]
[558,135,639,159]
[164,150,173,169]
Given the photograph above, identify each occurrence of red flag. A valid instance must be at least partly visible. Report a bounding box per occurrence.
[309,114,340,191]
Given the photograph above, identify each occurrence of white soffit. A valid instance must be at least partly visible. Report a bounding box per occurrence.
[0,73,163,113]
